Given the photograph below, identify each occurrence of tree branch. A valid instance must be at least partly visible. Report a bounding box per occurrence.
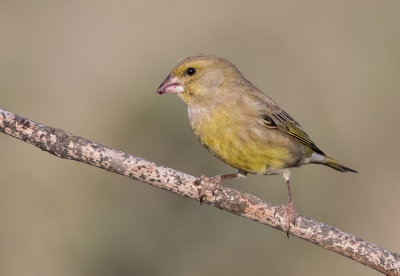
[0,108,399,275]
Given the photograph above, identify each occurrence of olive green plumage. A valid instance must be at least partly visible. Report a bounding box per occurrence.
[157,54,356,176]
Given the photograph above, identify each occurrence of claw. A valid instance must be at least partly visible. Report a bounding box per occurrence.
[196,175,222,204]
[199,194,207,205]
[195,173,242,204]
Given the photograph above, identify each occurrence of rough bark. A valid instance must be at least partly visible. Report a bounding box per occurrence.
[0,108,399,276]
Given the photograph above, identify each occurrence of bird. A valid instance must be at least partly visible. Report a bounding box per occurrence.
[156,54,357,234]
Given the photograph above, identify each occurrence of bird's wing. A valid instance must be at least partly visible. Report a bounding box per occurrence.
[261,110,324,155]
[240,80,325,155]
[254,93,325,155]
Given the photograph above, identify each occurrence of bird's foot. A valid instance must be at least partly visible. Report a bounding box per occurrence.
[194,175,222,204]
[284,198,297,237]
[274,199,297,237]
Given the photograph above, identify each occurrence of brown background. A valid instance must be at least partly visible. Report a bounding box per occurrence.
[1,1,399,275]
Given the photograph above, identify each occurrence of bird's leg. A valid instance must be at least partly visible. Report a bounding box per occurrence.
[195,170,247,204]
[283,169,296,237]
[285,178,296,236]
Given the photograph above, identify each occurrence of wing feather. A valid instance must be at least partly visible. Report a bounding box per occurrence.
[244,84,325,155]
[262,110,325,155]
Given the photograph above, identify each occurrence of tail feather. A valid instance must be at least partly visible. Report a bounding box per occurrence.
[323,157,358,173]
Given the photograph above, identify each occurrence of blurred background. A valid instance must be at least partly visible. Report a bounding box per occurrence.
[1,0,399,275]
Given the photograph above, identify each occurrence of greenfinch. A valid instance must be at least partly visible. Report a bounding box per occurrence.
[157,54,356,232]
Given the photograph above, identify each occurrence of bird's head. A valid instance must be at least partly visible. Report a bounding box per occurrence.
[156,54,242,105]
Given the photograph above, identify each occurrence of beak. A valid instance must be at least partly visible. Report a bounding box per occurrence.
[156,74,184,94]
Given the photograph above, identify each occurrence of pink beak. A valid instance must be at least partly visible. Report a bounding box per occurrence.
[156,74,184,94]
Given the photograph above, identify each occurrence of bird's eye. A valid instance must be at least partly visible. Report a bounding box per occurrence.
[186,67,196,76]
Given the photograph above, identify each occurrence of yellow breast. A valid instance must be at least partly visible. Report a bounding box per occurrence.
[188,105,295,174]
